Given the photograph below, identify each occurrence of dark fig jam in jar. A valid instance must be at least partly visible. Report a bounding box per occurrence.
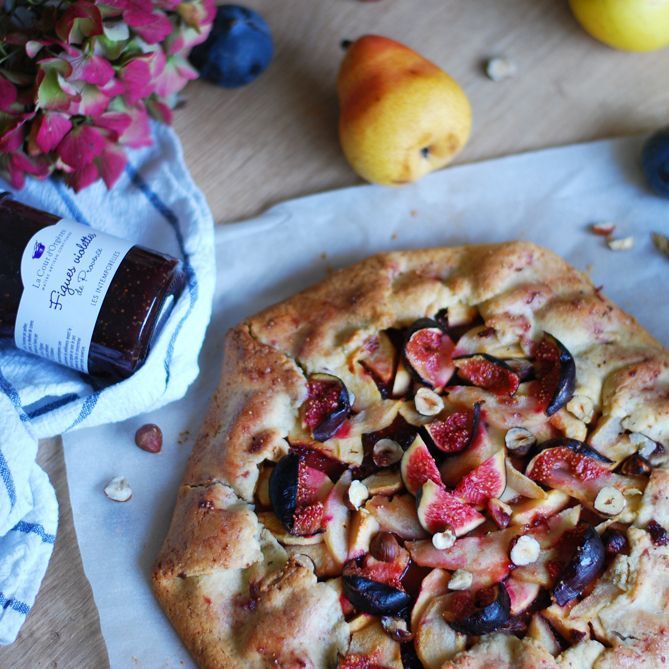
[0,194,185,380]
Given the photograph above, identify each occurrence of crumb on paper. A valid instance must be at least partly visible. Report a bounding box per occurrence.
[607,236,634,251]
[391,232,398,241]
[410,209,417,218]
[584,263,594,274]
[320,252,327,261]
[178,430,191,445]
[652,232,669,257]
[591,221,616,237]
[485,56,517,81]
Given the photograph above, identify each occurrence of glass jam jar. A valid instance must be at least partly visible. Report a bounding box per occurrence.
[0,194,186,380]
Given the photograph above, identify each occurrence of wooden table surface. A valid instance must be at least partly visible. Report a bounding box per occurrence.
[2,0,669,666]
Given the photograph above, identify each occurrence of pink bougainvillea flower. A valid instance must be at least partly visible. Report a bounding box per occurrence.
[118,105,152,148]
[55,2,104,44]
[67,83,111,116]
[146,97,172,124]
[6,152,50,189]
[27,112,73,154]
[36,58,76,112]
[121,0,173,44]
[57,124,107,169]
[120,56,154,105]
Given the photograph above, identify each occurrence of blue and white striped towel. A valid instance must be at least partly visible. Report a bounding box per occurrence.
[0,122,215,643]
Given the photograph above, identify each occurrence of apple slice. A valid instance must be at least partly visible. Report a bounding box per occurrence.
[414,595,467,669]
[406,529,513,588]
[324,470,352,566]
[411,568,450,629]
[358,331,398,398]
[348,508,381,559]
[416,480,485,536]
[510,489,570,526]
[526,440,644,507]
[528,614,561,656]
[365,493,427,540]
[453,449,506,508]
[341,619,403,669]
[502,459,547,502]
[361,469,403,496]
[505,577,540,615]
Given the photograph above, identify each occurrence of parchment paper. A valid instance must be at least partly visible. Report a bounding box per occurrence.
[63,135,668,668]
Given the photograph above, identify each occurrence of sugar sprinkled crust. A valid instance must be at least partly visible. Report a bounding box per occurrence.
[152,241,669,669]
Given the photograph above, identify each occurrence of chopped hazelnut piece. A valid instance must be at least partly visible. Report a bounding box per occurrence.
[652,232,669,258]
[591,222,616,237]
[510,535,540,566]
[485,56,517,81]
[347,480,369,510]
[448,569,473,590]
[104,476,132,502]
[504,427,536,454]
[372,438,403,467]
[414,387,444,416]
[432,528,456,550]
[594,486,626,516]
[607,236,634,251]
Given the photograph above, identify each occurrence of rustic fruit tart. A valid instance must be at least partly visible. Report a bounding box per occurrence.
[153,242,669,669]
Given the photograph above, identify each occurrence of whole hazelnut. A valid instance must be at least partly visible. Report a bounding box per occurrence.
[370,532,399,562]
[135,423,163,453]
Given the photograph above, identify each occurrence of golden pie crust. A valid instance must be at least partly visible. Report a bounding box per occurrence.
[153,242,669,669]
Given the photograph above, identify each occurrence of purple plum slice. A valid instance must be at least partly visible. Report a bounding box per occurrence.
[446,583,511,635]
[552,524,605,606]
[302,373,351,442]
[533,333,576,416]
[342,574,411,616]
[403,318,455,390]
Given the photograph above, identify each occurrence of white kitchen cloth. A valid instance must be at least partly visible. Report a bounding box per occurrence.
[0,121,215,643]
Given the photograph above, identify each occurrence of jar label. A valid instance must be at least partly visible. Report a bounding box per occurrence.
[14,219,133,373]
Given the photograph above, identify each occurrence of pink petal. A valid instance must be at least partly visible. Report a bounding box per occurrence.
[118,106,152,148]
[12,152,50,178]
[146,98,172,125]
[0,120,26,153]
[127,11,173,44]
[68,85,110,117]
[66,52,114,86]
[0,77,17,112]
[99,77,124,98]
[67,162,100,192]
[121,58,153,104]
[95,111,132,138]
[29,112,73,153]
[55,2,104,44]
[97,144,127,189]
[58,125,106,168]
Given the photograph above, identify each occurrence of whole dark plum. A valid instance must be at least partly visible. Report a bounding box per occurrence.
[642,129,669,198]
[190,5,273,88]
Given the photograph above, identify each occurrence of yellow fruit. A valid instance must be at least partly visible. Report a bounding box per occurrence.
[569,0,669,51]
[337,35,472,186]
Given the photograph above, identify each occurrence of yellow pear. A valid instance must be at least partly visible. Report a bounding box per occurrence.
[337,35,472,186]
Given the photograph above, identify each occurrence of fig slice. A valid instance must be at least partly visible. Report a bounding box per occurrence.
[403,318,455,391]
[453,449,506,508]
[302,372,351,442]
[525,441,639,507]
[269,452,332,535]
[416,479,485,536]
[533,333,576,416]
[421,403,481,454]
[342,574,411,616]
[400,435,443,496]
[445,582,512,635]
[552,524,605,606]
[453,354,520,396]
